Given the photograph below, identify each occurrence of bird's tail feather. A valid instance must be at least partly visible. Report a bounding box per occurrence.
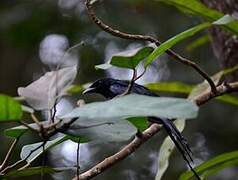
[150,117,201,180]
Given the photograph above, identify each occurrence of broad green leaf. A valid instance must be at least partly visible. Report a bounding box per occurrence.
[3,166,74,178]
[95,45,154,70]
[179,150,238,180]
[144,23,211,67]
[20,135,68,163]
[62,94,199,120]
[127,117,148,131]
[111,46,154,69]
[145,82,194,94]
[185,35,210,52]
[159,0,238,35]
[0,94,23,121]
[18,66,77,110]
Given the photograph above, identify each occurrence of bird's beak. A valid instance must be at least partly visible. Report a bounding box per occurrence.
[82,87,97,94]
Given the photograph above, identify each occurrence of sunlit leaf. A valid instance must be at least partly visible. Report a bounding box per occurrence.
[179,150,238,180]
[145,82,194,94]
[62,94,199,120]
[0,94,23,121]
[18,66,77,110]
[3,166,74,178]
[144,23,211,67]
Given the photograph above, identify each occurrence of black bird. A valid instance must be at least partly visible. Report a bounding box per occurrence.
[83,78,200,179]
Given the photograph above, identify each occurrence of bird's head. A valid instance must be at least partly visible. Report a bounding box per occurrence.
[82,78,116,98]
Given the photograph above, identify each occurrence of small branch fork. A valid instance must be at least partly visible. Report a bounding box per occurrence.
[73,82,238,180]
[85,0,217,94]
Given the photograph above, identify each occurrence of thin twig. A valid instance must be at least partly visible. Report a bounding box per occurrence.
[72,81,238,180]
[120,68,137,96]
[0,138,19,171]
[1,141,47,174]
[77,139,81,180]
[84,0,217,94]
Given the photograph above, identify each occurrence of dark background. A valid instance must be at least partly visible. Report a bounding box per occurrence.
[0,0,237,179]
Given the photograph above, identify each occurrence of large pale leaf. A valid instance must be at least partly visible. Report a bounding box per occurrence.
[158,0,238,35]
[0,94,22,121]
[67,119,137,142]
[20,135,68,163]
[18,66,77,110]
[179,151,238,180]
[62,94,198,120]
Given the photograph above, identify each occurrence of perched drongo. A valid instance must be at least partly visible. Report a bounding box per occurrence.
[83,78,200,179]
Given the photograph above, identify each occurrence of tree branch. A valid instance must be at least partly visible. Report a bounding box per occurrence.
[84,0,217,94]
[72,81,238,180]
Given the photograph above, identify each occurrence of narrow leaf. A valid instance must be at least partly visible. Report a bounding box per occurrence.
[159,0,238,35]
[185,35,210,52]
[179,150,238,180]
[144,23,211,67]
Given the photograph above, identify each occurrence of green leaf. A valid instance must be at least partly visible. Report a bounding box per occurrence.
[3,166,74,178]
[185,35,210,52]
[159,0,238,35]
[127,117,149,131]
[4,122,47,138]
[111,46,154,69]
[145,82,194,94]
[62,94,199,120]
[179,150,238,180]
[4,126,28,138]
[67,135,91,143]
[144,23,211,67]
[95,46,154,70]
[0,94,23,121]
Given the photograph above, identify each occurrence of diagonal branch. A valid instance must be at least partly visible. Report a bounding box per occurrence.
[72,81,238,180]
[84,0,217,94]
